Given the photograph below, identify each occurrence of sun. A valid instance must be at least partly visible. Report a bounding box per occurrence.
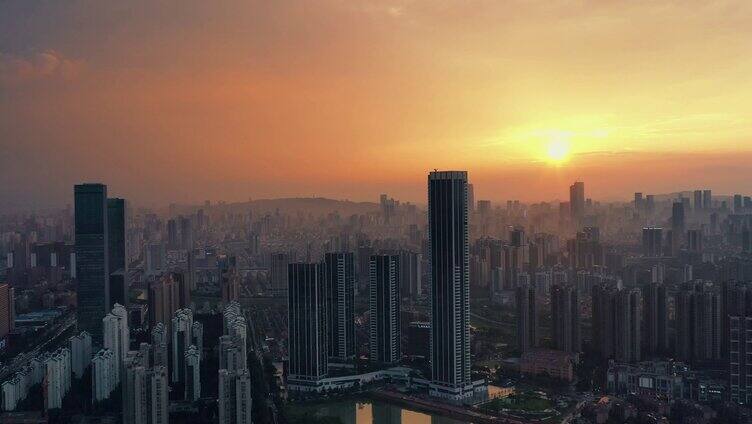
[545,134,571,165]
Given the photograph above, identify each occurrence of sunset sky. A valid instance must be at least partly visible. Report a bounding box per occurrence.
[2,1,752,211]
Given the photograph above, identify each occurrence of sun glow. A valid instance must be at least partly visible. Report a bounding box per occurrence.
[545,133,571,165]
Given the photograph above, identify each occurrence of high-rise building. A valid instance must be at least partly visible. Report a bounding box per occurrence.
[703,190,712,210]
[287,263,327,390]
[399,250,422,299]
[148,273,186,329]
[569,181,585,224]
[269,252,292,297]
[75,183,110,346]
[107,198,127,309]
[171,308,194,384]
[671,202,685,255]
[687,229,703,253]
[123,361,168,424]
[516,282,538,353]
[614,288,642,363]
[727,283,752,404]
[43,348,72,410]
[151,323,168,369]
[218,369,253,424]
[0,283,15,342]
[369,254,401,365]
[179,215,193,250]
[643,283,668,356]
[92,348,118,402]
[551,284,580,353]
[427,171,473,401]
[184,345,201,401]
[634,192,643,212]
[102,304,129,385]
[642,227,663,258]
[676,282,721,363]
[69,331,92,379]
[734,194,743,212]
[592,285,641,362]
[323,252,355,362]
[167,219,178,249]
[694,190,703,211]
[222,302,247,371]
[220,256,241,306]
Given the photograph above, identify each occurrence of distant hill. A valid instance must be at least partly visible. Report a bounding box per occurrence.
[168,197,381,217]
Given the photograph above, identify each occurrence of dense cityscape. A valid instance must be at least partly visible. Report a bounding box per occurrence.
[0,173,751,423]
[4,2,752,423]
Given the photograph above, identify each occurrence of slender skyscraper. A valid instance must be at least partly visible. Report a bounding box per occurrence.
[369,254,401,365]
[269,252,292,297]
[75,183,110,346]
[703,189,712,210]
[642,227,663,258]
[107,198,127,308]
[615,288,642,363]
[551,284,580,353]
[643,282,668,356]
[516,282,538,352]
[324,252,355,362]
[428,170,472,401]
[694,190,703,211]
[671,202,685,254]
[569,181,585,224]
[287,263,327,390]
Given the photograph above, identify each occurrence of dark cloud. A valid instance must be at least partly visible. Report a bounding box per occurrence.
[0,50,82,85]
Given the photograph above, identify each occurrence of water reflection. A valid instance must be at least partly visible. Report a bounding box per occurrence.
[312,400,470,424]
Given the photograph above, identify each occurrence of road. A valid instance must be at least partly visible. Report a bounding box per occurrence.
[0,314,76,382]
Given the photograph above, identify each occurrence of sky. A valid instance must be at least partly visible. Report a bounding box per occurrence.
[2,0,752,211]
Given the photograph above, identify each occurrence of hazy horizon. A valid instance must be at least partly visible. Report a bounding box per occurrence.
[3,1,752,211]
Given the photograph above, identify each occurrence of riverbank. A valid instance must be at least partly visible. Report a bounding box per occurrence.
[368,389,526,424]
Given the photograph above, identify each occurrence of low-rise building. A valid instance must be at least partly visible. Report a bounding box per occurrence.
[519,349,576,382]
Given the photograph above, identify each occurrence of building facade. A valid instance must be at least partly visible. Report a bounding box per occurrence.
[369,254,401,365]
[427,171,473,401]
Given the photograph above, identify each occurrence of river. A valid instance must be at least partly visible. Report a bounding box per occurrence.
[298,399,472,424]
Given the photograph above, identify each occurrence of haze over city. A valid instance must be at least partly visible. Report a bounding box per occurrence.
[3,1,752,211]
[5,2,752,424]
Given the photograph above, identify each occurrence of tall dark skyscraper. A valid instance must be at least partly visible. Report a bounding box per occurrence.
[516,282,538,353]
[427,170,472,401]
[592,284,617,360]
[703,189,712,210]
[323,252,356,362]
[643,282,668,356]
[676,282,722,364]
[399,250,422,299]
[615,288,642,363]
[734,194,743,212]
[179,215,193,250]
[269,252,292,297]
[671,202,685,254]
[167,218,178,249]
[569,181,585,224]
[642,227,663,257]
[75,183,110,346]
[592,285,641,362]
[694,189,703,211]
[369,254,401,365]
[551,284,580,353]
[726,283,752,405]
[287,263,327,389]
[107,198,127,308]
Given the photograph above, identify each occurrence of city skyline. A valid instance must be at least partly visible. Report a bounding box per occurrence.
[3,1,752,210]
[4,1,752,422]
